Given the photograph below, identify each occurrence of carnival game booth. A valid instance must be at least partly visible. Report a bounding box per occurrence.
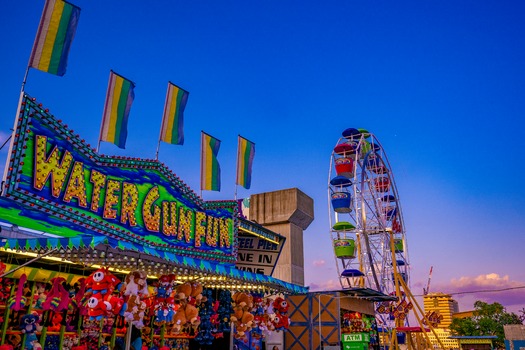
[285,289,396,350]
[0,95,307,350]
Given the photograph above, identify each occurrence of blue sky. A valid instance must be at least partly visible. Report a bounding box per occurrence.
[1,1,524,315]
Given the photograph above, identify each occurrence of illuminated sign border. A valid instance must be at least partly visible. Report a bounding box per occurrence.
[2,95,237,263]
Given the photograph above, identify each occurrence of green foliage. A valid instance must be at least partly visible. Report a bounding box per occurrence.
[448,301,523,349]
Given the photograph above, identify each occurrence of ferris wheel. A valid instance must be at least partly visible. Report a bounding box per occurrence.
[328,128,409,299]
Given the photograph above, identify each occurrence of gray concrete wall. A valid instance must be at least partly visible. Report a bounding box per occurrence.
[249,188,314,286]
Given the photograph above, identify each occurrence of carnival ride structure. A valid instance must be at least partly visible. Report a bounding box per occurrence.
[328,128,446,349]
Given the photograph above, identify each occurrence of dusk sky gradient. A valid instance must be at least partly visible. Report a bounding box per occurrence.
[1,1,524,315]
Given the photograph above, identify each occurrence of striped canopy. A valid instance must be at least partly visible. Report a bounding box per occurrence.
[0,234,307,294]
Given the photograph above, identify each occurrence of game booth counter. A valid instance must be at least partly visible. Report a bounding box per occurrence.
[0,94,307,350]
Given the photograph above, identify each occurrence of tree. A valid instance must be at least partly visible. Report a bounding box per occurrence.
[449,301,523,349]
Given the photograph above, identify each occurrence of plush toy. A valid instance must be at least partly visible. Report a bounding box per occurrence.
[124,270,149,297]
[9,274,27,311]
[6,334,21,348]
[232,310,254,338]
[230,306,244,323]
[188,282,204,306]
[47,312,63,332]
[232,292,253,311]
[42,277,70,312]
[252,295,264,315]
[20,313,42,350]
[124,294,147,329]
[174,282,192,301]
[171,308,187,334]
[155,274,173,300]
[184,303,200,328]
[141,326,152,345]
[32,283,47,310]
[272,313,289,330]
[272,297,289,315]
[104,294,124,316]
[85,267,120,295]
[87,294,109,321]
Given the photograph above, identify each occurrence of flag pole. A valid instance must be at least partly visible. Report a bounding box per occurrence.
[155,140,162,161]
[234,135,239,200]
[2,66,31,190]
[156,83,170,160]
[96,121,103,154]
[200,131,204,198]
[97,70,115,154]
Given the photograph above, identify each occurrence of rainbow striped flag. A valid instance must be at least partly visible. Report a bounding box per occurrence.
[160,82,189,145]
[99,71,135,149]
[236,136,255,189]
[201,132,221,191]
[29,0,81,76]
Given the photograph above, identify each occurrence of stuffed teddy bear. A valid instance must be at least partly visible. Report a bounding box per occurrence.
[174,282,192,302]
[232,292,253,311]
[171,308,187,334]
[231,310,254,338]
[230,306,244,323]
[188,282,204,306]
[184,303,200,329]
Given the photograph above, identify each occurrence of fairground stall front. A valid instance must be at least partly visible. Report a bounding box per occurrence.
[0,94,307,350]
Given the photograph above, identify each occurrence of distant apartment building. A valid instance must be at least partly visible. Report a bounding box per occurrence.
[423,292,460,328]
[423,292,460,349]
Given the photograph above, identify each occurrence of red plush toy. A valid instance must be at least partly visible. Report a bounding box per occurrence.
[87,294,109,320]
[104,294,124,316]
[85,268,120,295]
[272,297,289,315]
[272,313,290,330]
[47,312,63,332]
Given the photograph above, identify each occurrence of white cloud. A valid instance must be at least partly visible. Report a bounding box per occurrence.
[312,259,326,267]
[435,273,525,309]
[308,279,340,291]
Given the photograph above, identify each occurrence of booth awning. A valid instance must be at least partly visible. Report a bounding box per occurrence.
[339,287,398,302]
[0,233,308,294]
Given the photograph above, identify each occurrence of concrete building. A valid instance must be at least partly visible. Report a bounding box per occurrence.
[248,187,314,286]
